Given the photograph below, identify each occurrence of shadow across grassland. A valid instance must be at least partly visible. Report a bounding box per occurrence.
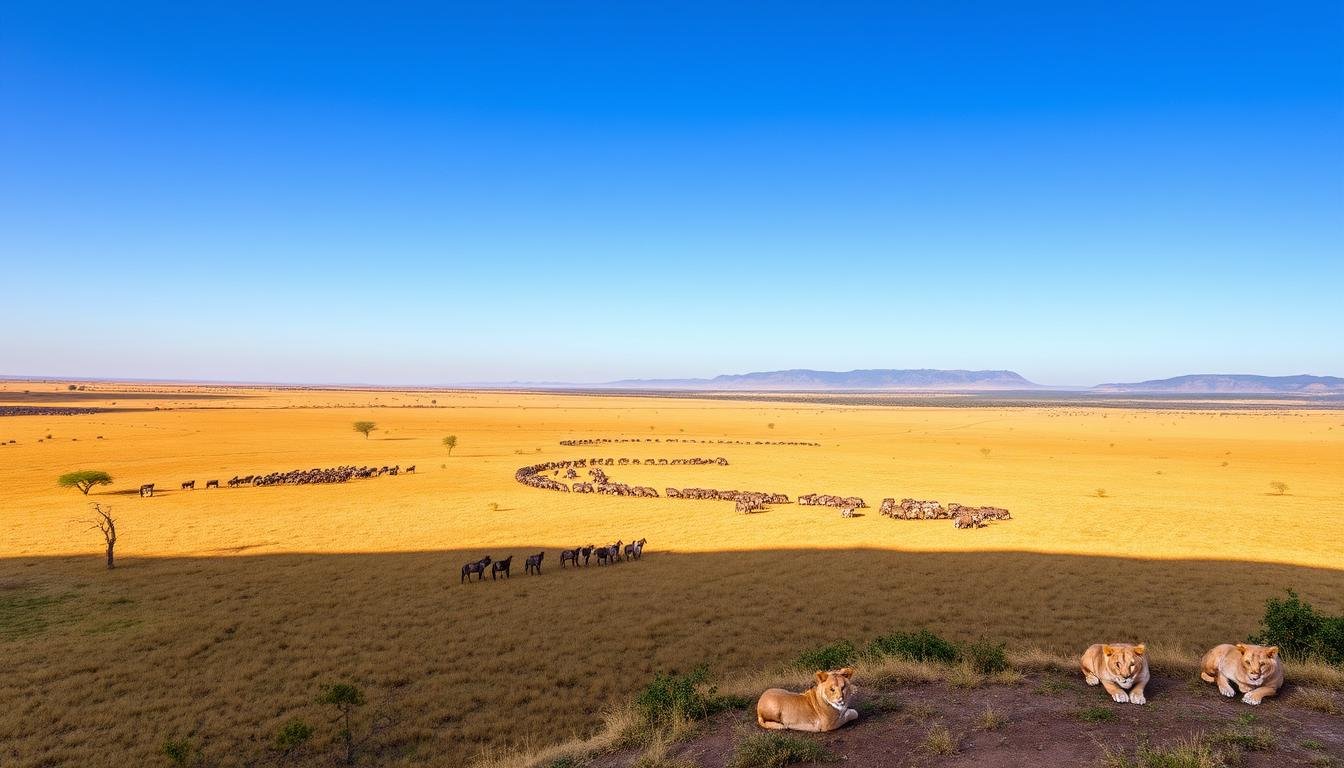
[2,548,1341,767]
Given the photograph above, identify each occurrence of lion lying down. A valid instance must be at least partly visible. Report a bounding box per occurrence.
[756,668,858,732]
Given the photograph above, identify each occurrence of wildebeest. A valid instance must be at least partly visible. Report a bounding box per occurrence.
[580,544,594,566]
[138,483,154,497]
[560,546,587,568]
[627,538,647,559]
[406,465,415,474]
[524,551,545,575]
[461,556,491,583]
[181,480,195,490]
[205,480,219,489]
[491,555,513,580]
[595,541,622,566]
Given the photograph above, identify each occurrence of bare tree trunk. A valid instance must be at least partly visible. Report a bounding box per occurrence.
[105,538,115,569]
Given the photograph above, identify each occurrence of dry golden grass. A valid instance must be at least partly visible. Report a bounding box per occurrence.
[0,381,1341,766]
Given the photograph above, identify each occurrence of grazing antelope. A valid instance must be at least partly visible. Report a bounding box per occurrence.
[491,555,513,580]
[205,480,220,489]
[460,556,491,583]
[405,465,415,474]
[181,480,195,490]
[560,547,582,568]
[524,551,545,575]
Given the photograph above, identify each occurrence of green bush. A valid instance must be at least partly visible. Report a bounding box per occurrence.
[965,638,1008,674]
[727,733,831,768]
[635,665,730,728]
[161,737,194,767]
[794,640,857,671]
[272,718,313,752]
[868,629,961,665]
[1251,589,1344,665]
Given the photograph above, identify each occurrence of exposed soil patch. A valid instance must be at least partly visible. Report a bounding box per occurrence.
[592,672,1343,767]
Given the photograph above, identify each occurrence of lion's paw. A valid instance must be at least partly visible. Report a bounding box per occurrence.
[1242,693,1262,705]
[1129,692,1146,705]
[1084,675,1100,686]
[1111,690,1129,703]
[1219,684,1236,698]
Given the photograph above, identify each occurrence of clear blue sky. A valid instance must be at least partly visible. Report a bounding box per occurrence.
[2,2,1340,386]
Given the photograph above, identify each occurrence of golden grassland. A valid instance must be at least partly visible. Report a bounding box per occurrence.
[1,382,1341,766]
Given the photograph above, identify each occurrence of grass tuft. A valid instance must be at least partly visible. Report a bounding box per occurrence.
[1077,705,1116,723]
[919,723,959,756]
[1100,734,1239,768]
[727,733,831,768]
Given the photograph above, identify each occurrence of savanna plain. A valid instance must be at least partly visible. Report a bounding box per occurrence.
[2,383,1342,766]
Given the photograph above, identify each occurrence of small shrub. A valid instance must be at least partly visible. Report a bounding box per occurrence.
[977,705,1006,730]
[1251,589,1344,664]
[946,664,983,689]
[965,638,1008,674]
[1094,488,1108,498]
[273,718,313,752]
[161,737,195,767]
[980,447,991,458]
[1078,706,1116,723]
[727,732,830,768]
[487,502,500,512]
[919,723,959,756]
[635,666,725,729]
[902,702,940,722]
[1270,481,1288,495]
[795,640,856,671]
[868,629,960,664]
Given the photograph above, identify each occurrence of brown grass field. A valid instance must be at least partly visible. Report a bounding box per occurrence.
[1,382,1342,766]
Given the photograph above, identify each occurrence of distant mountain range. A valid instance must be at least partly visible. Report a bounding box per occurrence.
[1091,374,1344,394]
[575,369,1344,393]
[598,368,1042,391]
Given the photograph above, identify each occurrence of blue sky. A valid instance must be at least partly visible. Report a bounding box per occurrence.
[2,2,1340,386]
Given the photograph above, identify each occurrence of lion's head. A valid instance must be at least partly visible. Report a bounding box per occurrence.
[1101,644,1146,688]
[813,667,855,708]
[1234,643,1280,686]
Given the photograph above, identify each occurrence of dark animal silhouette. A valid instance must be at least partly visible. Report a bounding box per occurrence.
[461,556,491,583]
[560,547,581,568]
[138,483,154,497]
[491,555,513,580]
[580,544,594,566]
[524,551,545,575]
[181,480,195,490]
[205,480,219,489]
[405,465,415,474]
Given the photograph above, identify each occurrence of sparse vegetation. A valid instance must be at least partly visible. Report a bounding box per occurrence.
[634,666,727,731]
[980,447,991,458]
[1270,481,1289,495]
[1216,714,1275,751]
[1101,735,1238,768]
[161,737,195,767]
[965,638,1009,674]
[794,640,856,671]
[976,705,1006,730]
[727,732,830,768]
[272,717,313,758]
[919,723,959,756]
[352,421,376,439]
[1095,488,1109,498]
[57,469,113,495]
[868,629,961,665]
[1294,687,1343,715]
[443,435,458,454]
[1078,705,1116,722]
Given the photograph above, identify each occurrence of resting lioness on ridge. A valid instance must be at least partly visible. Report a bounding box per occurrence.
[756,667,858,732]
[1080,643,1150,704]
[1201,643,1284,705]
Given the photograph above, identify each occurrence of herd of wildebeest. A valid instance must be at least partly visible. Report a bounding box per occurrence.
[514,454,1012,528]
[137,463,414,497]
[560,436,820,447]
[461,537,648,583]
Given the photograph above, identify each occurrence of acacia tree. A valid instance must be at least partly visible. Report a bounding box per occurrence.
[80,502,117,569]
[442,435,457,455]
[353,421,376,439]
[58,469,113,495]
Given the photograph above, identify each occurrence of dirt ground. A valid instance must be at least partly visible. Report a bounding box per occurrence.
[594,673,1344,767]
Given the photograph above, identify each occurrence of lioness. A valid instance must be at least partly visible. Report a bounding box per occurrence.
[1200,643,1283,705]
[756,668,857,732]
[1080,643,1150,704]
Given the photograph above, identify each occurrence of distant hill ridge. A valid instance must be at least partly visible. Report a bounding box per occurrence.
[1092,374,1344,394]
[602,368,1040,391]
